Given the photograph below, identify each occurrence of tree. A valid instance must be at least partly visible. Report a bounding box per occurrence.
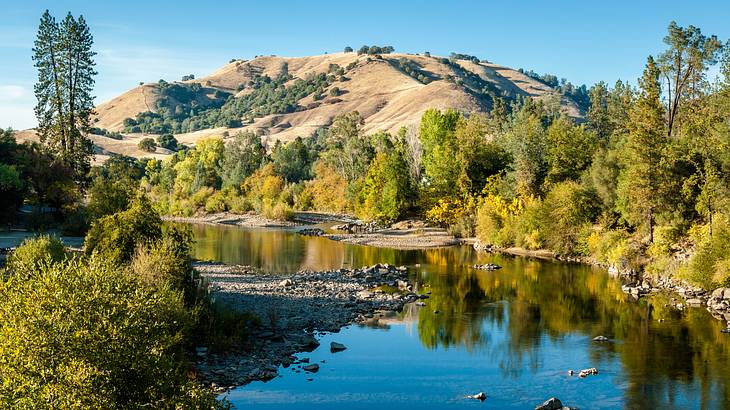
[419,109,462,198]
[320,112,373,182]
[502,104,548,198]
[157,133,179,151]
[271,137,311,183]
[174,137,226,194]
[587,82,612,141]
[220,132,267,188]
[33,11,97,184]
[658,21,723,137]
[617,57,669,243]
[138,137,157,152]
[356,149,415,223]
[344,46,353,53]
[545,116,597,184]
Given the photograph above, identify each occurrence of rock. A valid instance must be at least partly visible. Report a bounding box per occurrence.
[279,278,294,287]
[415,301,427,307]
[473,263,502,271]
[724,288,730,300]
[302,364,320,373]
[721,328,730,334]
[578,367,599,378]
[567,370,574,376]
[686,298,704,306]
[357,290,374,299]
[330,342,347,353]
[433,310,440,314]
[535,397,563,410]
[300,334,320,351]
[593,335,609,342]
[466,392,486,401]
[195,347,208,357]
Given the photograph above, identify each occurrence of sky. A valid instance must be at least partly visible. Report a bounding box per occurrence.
[1,0,729,130]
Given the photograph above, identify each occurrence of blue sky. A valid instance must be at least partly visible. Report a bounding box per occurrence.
[1,0,729,129]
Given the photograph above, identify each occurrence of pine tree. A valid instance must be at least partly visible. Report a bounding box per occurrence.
[33,10,96,184]
[617,56,668,243]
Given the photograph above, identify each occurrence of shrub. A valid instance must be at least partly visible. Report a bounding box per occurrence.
[539,181,601,254]
[5,235,68,276]
[131,238,191,292]
[138,137,157,152]
[587,228,639,271]
[475,195,524,247]
[681,222,730,289]
[0,256,224,408]
[84,195,163,264]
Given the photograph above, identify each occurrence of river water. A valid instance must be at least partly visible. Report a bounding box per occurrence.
[186,223,730,409]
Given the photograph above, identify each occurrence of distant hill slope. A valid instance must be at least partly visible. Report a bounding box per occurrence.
[19,52,586,162]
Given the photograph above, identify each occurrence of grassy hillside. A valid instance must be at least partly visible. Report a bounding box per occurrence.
[19,52,587,161]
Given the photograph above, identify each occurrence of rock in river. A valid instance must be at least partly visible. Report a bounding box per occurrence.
[535,397,563,410]
[330,342,347,353]
[302,364,320,373]
[466,392,486,401]
[593,335,609,342]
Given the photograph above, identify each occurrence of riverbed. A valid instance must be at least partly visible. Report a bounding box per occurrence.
[189,223,730,408]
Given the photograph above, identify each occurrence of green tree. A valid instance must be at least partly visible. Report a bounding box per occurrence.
[419,108,462,198]
[84,194,163,263]
[356,150,414,223]
[137,137,157,152]
[33,11,96,184]
[617,57,669,243]
[658,21,723,137]
[502,104,548,197]
[220,132,267,188]
[320,112,374,182]
[587,81,612,141]
[271,137,312,183]
[545,116,597,184]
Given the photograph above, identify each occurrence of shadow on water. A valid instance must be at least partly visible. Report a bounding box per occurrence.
[178,222,730,409]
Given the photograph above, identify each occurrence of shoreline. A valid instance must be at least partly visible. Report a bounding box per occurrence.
[169,212,465,250]
[193,261,426,392]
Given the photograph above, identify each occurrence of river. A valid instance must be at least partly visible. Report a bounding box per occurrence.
[186,223,730,409]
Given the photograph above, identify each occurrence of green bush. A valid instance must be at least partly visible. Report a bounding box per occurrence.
[539,181,601,254]
[131,238,191,292]
[0,256,225,409]
[681,222,730,289]
[5,235,68,276]
[587,228,639,271]
[84,195,162,264]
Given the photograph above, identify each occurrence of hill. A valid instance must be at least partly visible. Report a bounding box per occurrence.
[21,51,588,161]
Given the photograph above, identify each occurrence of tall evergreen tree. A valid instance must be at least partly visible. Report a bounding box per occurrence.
[658,21,723,137]
[33,10,96,184]
[617,57,669,243]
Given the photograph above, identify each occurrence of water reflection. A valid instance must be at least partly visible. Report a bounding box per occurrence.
[182,223,730,409]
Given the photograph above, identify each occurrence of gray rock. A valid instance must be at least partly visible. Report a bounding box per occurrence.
[593,335,609,342]
[279,278,294,287]
[302,364,320,373]
[535,397,563,410]
[466,392,486,401]
[330,342,347,353]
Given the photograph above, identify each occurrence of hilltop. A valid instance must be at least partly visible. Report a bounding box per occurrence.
[18,51,588,161]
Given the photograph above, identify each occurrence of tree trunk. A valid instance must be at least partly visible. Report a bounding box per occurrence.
[648,209,654,244]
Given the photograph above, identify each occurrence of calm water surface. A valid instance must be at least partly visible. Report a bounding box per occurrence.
[185,223,730,409]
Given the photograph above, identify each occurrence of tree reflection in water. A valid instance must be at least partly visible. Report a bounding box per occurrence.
[184,222,730,408]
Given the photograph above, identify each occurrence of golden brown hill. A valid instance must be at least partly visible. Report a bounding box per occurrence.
[20,52,584,161]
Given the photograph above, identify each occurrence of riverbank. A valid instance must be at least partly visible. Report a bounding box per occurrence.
[322,225,464,249]
[163,212,297,228]
[193,261,426,392]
